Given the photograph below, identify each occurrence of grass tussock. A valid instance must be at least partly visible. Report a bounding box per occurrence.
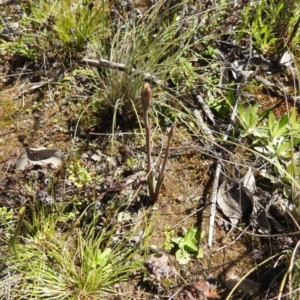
[1,201,151,299]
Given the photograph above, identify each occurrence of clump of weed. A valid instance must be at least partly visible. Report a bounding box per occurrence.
[1,201,151,299]
[29,0,108,50]
[239,0,300,54]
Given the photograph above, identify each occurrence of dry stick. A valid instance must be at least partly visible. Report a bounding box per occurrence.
[208,84,241,248]
[254,74,300,105]
[12,80,53,99]
[82,58,178,96]
[194,94,216,126]
[208,158,222,248]
[193,109,215,142]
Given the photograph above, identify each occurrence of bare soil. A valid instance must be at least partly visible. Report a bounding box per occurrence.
[1,1,299,300]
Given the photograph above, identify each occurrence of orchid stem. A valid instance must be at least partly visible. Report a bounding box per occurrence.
[141,83,154,201]
[141,83,175,203]
[143,111,154,200]
[153,124,175,202]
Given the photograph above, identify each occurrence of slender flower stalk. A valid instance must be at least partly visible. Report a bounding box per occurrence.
[141,83,154,200]
[141,83,175,203]
[153,123,175,202]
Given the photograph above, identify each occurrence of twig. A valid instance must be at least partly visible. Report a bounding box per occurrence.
[208,84,240,248]
[208,158,222,248]
[194,94,216,125]
[82,58,126,70]
[12,80,53,99]
[255,75,300,105]
[193,109,215,141]
[82,58,178,96]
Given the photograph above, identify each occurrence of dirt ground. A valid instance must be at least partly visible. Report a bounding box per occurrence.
[0,71,273,299]
[1,1,299,299]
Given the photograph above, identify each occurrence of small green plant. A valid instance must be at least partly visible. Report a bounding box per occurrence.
[8,38,40,60]
[207,89,235,118]
[203,45,218,58]
[0,207,14,222]
[252,109,300,162]
[171,227,204,265]
[67,158,92,188]
[125,156,138,172]
[239,107,300,161]
[72,67,98,78]
[116,211,132,223]
[238,103,261,137]
[163,226,175,251]
[283,154,300,199]
[240,0,300,54]
[1,13,42,60]
[239,105,300,199]
[141,83,175,203]
[169,57,199,89]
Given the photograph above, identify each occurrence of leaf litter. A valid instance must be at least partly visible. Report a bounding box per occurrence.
[217,168,274,234]
[15,147,63,170]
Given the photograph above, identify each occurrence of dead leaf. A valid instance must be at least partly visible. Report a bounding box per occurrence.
[16,147,63,170]
[240,168,271,234]
[180,280,221,299]
[217,181,251,228]
[252,207,271,234]
[218,62,230,86]
[242,168,256,194]
[279,51,293,67]
[225,274,260,295]
[230,60,254,80]
[144,254,177,281]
